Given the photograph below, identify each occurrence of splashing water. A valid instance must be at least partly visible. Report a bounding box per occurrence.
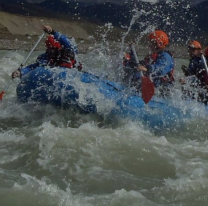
[1,1,208,205]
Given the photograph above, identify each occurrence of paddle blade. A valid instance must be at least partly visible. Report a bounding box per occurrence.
[141,76,155,104]
[0,91,5,101]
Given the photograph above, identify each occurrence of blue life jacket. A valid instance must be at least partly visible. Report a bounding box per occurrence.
[123,50,175,88]
[146,51,175,87]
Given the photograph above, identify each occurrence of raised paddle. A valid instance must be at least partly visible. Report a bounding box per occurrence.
[131,44,155,104]
[0,33,45,101]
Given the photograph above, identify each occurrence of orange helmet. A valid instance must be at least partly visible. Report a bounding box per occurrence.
[188,40,202,49]
[45,35,62,49]
[148,30,169,49]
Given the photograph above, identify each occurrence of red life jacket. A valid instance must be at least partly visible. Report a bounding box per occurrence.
[57,48,82,70]
[59,59,82,71]
[59,59,76,68]
[143,53,158,65]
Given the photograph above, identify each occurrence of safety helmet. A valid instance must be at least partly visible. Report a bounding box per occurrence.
[148,30,169,49]
[188,40,202,49]
[45,35,62,49]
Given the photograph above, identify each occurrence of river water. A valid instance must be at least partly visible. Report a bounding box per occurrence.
[0,48,208,206]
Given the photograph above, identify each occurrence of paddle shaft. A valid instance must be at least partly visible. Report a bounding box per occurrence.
[20,33,45,67]
[130,44,155,104]
[3,80,12,91]
[0,33,45,100]
[131,44,143,76]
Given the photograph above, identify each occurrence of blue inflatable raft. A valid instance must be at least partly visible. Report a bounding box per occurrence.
[16,66,192,129]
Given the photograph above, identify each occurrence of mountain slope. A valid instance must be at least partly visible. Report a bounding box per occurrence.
[0,0,207,44]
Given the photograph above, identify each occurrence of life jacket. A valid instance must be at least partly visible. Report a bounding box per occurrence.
[144,51,175,83]
[56,48,82,70]
[143,53,158,65]
[58,58,82,71]
[45,35,62,49]
[188,57,208,86]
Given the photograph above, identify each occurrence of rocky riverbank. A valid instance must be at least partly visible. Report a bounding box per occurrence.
[0,11,189,58]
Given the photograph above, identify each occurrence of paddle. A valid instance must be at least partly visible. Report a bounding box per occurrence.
[0,33,45,101]
[131,44,155,104]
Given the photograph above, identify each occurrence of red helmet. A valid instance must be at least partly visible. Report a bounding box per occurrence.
[148,30,169,49]
[188,40,202,49]
[45,35,61,49]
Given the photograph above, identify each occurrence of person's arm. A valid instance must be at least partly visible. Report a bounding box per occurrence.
[20,52,50,76]
[11,52,50,78]
[53,31,78,54]
[11,62,39,78]
[20,63,39,76]
[43,25,78,54]
[140,52,174,76]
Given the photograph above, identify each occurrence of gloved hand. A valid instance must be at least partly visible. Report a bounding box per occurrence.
[43,25,55,34]
[11,70,21,79]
